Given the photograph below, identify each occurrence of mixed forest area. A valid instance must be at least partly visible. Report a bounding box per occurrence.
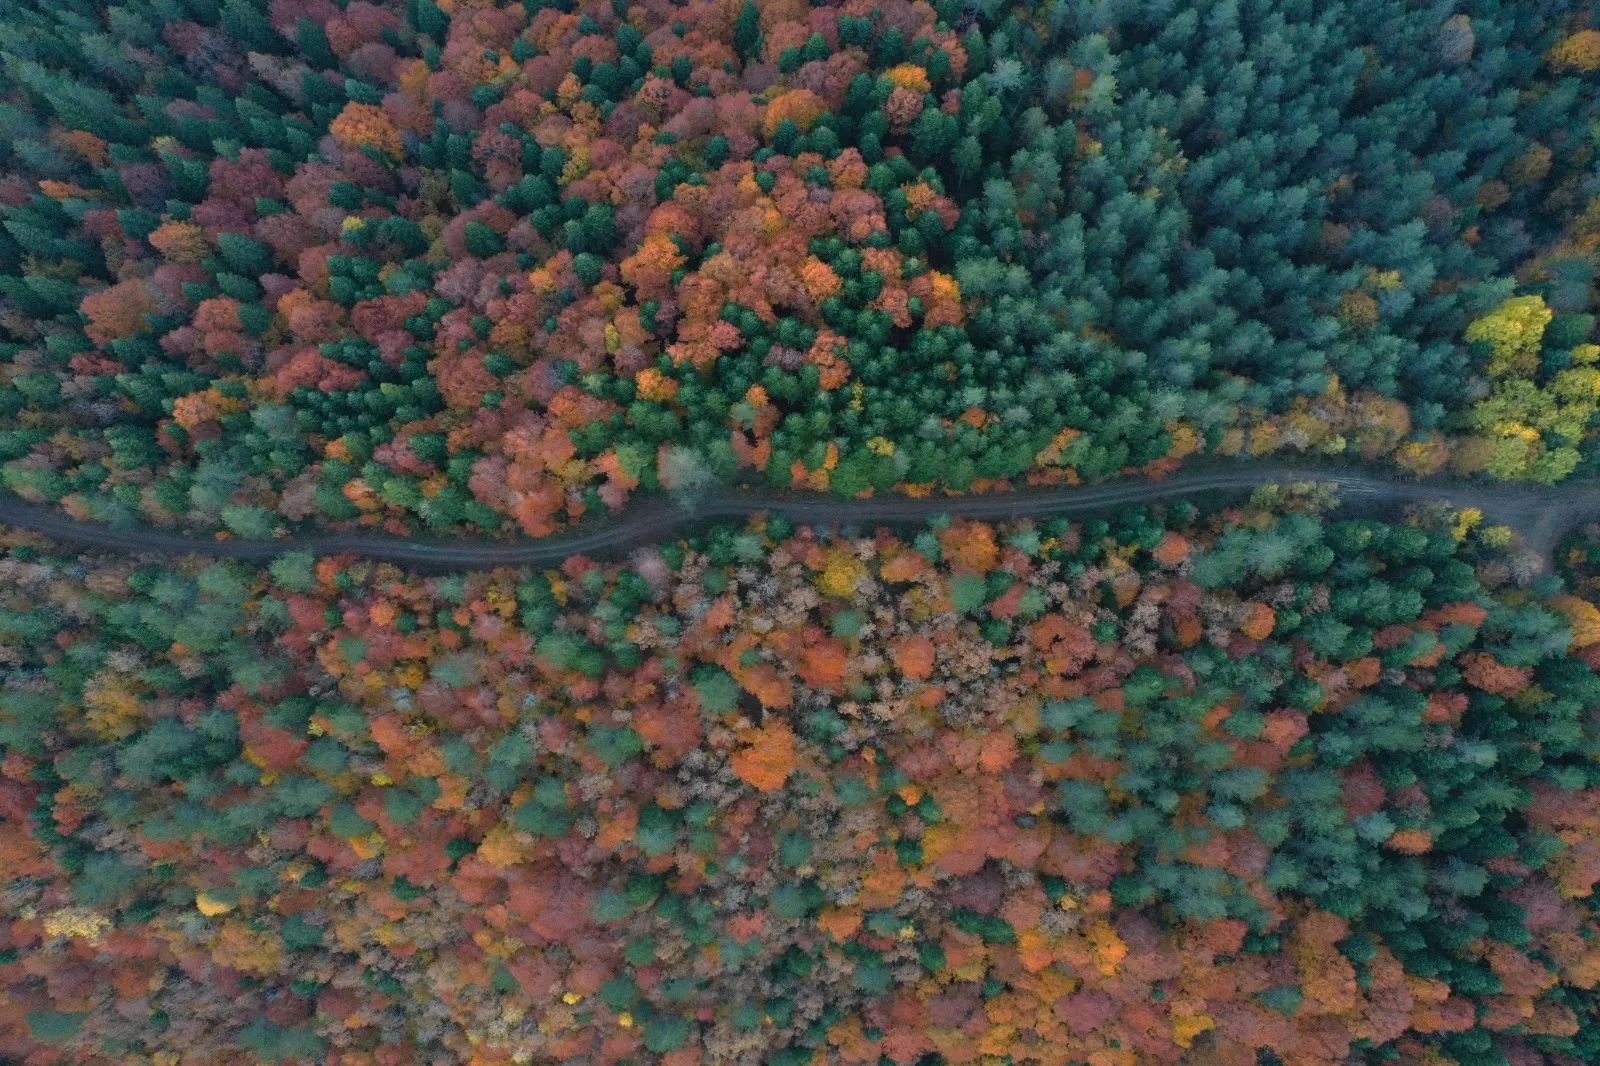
[0,0,1592,537]
[8,494,1600,1066]
[4,1,1600,1066]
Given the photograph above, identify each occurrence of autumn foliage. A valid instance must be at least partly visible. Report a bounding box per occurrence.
[3,498,1600,1066]
[0,0,1592,543]
[729,719,798,791]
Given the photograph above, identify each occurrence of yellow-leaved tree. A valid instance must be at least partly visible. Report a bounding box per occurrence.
[1459,294,1597,482]
[1466,294,1552,378]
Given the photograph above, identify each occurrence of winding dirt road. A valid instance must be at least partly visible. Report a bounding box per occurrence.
[0,464,1588,568]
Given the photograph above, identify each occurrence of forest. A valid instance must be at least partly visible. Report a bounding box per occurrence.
[0,0,1592,537]
[6,1,1600,1065]
[4,493,1600,1066]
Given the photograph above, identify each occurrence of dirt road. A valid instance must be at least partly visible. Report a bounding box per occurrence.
[0,464,1586,569]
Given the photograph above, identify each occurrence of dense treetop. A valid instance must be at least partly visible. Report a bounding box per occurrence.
[6,3,1600,1063]
[4,497,1600,1066]
[0,0,1593,537]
